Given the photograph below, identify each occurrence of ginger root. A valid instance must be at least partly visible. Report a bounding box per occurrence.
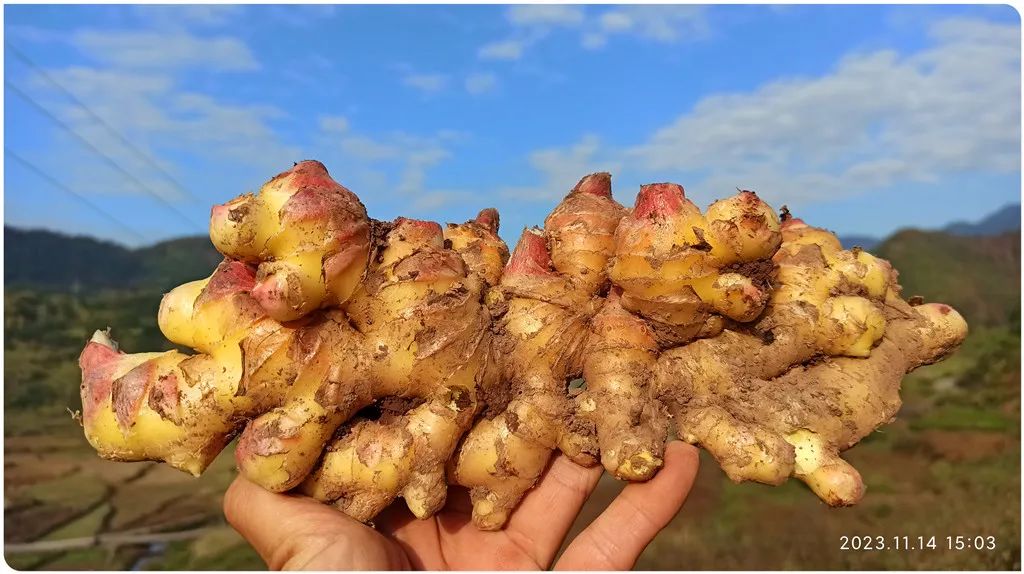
[81,161,507,519]
[209,160,371,322]
[660,214,966,504]
[78,161,967,530]
[450,176,786,528]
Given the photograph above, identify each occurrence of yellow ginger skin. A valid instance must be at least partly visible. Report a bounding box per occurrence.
[291,218,499,520]
[450,174,626,530]
[453,176,965,530]
[450,175,780,529]
[80,260,293,475]
[544,172,627,295]
[80,161,508,521]
[449,228,601,530]
[209,160,371,322]
[79,161,968,530]
[576,182,783,485]
[233,217,495,499]
[661,215,968,504]
[443,207,510,288]
[610,183,781,343]
[577,289,664,482]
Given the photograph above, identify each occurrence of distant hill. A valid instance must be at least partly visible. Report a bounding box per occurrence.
[4,227,222,292]
[874,229,1020,327]
[839,203,1019,250]
[135,236,225,289]
[944,204,1020,236]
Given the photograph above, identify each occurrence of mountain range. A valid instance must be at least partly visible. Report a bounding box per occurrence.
[839,203,1020,250]
[4,227,222,293]
[943,204,1021,236]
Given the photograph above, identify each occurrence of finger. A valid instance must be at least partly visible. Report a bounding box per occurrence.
[375,485,473,539]
[554,441,699,570]
[373,500,443,570]
[498,454,604,566]
[223,474,408,570]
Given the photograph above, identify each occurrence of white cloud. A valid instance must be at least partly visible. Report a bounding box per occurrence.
[318,115,350,134]
[507,5,585,27]
[614,17,1020,205]
[264,5,338,27]
[593,6,709,45]
[503,18,1019,210]
[396,145,450,195]
[501,134,621,201]
[13,18,480,240]
[167,94,290,163]
[339,135,401,161]
[132,5,245,27]
[479,39,528,61]
[72,29,259,71]
[19,27,296,211]
[599,11,634,33]
[318,118,467,209]
[411,190,471,211]
[465,72,498,95]
[44,66,297,198]
[402,72,448,93]
[580,33,607,50]
[480,5,710,59]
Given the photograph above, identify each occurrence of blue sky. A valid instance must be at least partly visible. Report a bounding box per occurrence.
[4,4,1021,247]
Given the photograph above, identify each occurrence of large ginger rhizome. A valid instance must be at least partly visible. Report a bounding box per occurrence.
[80,160,967,530]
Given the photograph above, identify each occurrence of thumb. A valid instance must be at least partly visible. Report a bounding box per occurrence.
[224,475,409,570]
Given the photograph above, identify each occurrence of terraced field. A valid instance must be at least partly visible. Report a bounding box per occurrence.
[4,418,262,570]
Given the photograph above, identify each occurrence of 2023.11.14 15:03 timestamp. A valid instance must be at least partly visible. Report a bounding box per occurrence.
[840,535,997,551]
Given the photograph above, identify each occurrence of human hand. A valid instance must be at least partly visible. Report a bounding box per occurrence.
[224,441,699,570]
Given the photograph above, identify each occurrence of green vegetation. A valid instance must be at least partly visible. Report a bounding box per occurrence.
[5,289,172,414]
[911,405,1014,432]
[42,504,111,542]
[23,474,109,509]
[874,230,1020,327]
[4,227,222,292]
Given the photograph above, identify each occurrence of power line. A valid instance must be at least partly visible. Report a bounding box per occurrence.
[6,42,203,205]
[5,148,148,244]
[5,80,203,230]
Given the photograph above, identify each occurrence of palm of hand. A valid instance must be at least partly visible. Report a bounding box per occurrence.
[225,442,698,570]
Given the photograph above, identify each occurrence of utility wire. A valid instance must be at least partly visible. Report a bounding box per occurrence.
[6,42,203,205]
[5,148,148,244]
[5,80,203,230]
